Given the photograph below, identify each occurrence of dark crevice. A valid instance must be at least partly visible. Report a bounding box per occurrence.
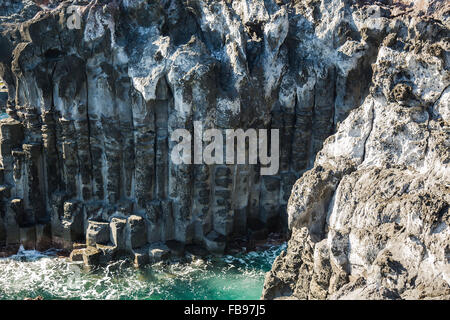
[44,48,65,61]
[84,70,94,188]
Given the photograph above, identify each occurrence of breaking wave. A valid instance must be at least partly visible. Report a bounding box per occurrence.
[0,244,286,300]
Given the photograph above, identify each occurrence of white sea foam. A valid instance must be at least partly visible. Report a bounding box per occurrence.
[0,244,286,300]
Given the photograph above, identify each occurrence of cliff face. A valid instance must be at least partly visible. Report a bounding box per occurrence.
[0,0,382,260]
[0,0,448,289]
[262,0,450,300]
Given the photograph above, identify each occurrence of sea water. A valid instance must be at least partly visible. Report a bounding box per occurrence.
[0,244,286,300]
[0,110,283,300]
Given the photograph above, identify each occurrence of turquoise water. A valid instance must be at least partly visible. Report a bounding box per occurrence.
[0,244,285,300]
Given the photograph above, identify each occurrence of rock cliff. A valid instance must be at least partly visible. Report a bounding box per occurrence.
[262,0,450,300]
[0,0,382,262]
[0,0,448,292]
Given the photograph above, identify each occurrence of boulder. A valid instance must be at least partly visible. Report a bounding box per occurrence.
[86,221,110,247]
[82,247,101,267]
[148,243,170,263]
[127,215,147,249]
[166,240,185,257]
[133,247,150,268]
[110,218,127,250]
[204,231,226,255]
[69,249,84,262]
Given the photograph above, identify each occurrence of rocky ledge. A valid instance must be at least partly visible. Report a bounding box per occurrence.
[263,0,449,300]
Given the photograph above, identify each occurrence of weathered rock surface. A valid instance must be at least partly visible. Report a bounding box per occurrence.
[0,0,448,289]
[263,0,450,300]
[0,0,384,260]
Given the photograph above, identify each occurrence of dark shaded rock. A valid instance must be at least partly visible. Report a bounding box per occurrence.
[204,230,226,254]
[86,221,110,247]
[133,247,150,268]
[148,243,170,263]
[35,223,52,251]
[69,248,84,262]
[110,218,127,250]
[165,239,185,257]
[96,244,117,266]
[392,83,413,102]
[82,246,101,267]
[19,225,36,249]
[185,244,209,258]
[127,215,147,249]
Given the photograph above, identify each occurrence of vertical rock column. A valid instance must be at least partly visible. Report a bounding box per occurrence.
[310,68,336,163]
[0,168,6,243]
[232,164,251,236]
[133,95,155,208]
[154,79,170,201]
[192,164,211,243]
[22,143,45,222]
[212,165,234,238]
[88,117,105,201]
[74,115,93,202]
[102,116,122,204]
[280,107,297,232]
[167,96,193,243]
[41,111,61,200]
[59,119,79,199]
[0,119,24,245]
[292,86,314,174]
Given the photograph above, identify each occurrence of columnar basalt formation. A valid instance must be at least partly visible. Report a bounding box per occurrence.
[0,0,382,262]
[0,0,448,289]
[263,0,450,300]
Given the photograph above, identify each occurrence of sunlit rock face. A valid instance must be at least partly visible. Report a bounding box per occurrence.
[262,0,450,300]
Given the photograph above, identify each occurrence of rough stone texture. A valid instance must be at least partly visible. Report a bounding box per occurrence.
[85,220,109,246]
[0,1,448,290]
[0,0,388,257]
[133,248,149,268]
[204,230,227,254]
[166,239,185,257]
[110,217,127,250]
[263,0,450,300]
[148,242,171,263]
[82,246,101,267]
[127,215,147,249]
[69,248,84,262]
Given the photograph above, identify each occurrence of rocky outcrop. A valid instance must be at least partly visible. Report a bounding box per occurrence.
[263,0,450,300]
[0,0,384,263]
